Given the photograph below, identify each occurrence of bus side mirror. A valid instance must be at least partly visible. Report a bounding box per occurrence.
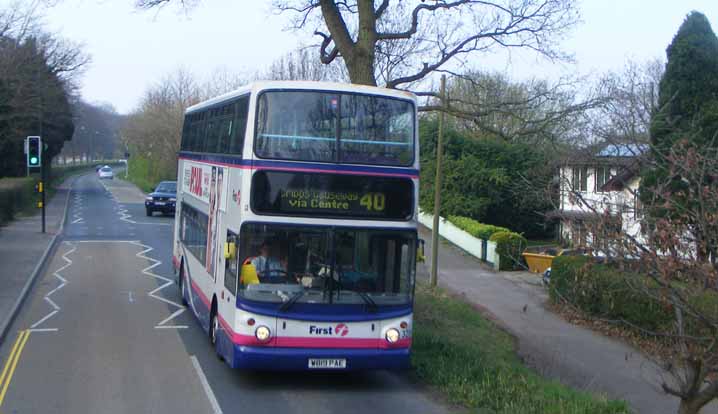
[417,239,426,263]
[224,242,237,260]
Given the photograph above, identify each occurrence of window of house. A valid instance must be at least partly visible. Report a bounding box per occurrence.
[572,166,588,192]
[595,166,611,192]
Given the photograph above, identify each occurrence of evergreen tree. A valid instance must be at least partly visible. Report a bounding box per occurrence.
[641,12,718,225]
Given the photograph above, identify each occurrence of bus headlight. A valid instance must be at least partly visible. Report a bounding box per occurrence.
[385,328,400,344]
[255,325,271,342]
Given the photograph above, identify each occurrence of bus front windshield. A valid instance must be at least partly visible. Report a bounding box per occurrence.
[238,224,415,306]
[255,91,415,166]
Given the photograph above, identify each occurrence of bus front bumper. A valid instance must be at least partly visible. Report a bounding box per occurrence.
[232,345,411,371]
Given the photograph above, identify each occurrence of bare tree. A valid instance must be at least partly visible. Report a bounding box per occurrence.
[0,0,88,176]
[431,70,599,144]
[122,68,202,180]
[136,0,579,88]
[257,48,348,82]
[275,0,579,88]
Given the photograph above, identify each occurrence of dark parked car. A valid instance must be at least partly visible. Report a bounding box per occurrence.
[145,181,177,216]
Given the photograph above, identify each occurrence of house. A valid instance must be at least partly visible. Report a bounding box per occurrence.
[552,143,647,249]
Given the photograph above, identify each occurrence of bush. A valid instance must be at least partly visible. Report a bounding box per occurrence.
[549,256,673,332]
[448,215,510,240]
[126,155,175,193]
[0,178,34,224]
[489,231,528,271]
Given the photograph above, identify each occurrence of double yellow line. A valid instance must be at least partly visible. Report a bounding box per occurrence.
[0,330,30,408]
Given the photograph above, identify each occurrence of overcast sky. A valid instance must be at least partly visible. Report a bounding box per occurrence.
[7,0,718,113]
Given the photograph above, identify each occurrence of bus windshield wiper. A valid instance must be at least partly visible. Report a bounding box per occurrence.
[279,291,304,312]
[356,291,378,313]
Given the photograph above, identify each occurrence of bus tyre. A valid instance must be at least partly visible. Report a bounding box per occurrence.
[210,310,223,361]
[179,261,188,306]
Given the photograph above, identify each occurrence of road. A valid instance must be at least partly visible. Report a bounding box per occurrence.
[0,173,447,414]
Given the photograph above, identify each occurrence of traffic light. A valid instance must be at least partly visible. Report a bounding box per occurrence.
[27,136,41,167]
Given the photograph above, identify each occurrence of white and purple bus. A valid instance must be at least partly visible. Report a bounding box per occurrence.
[172,81,418,370]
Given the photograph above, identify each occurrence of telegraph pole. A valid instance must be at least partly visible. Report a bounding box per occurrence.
[430,75,447,288]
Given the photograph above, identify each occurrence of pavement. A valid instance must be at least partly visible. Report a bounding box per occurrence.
[420,227,718,414]
[0,174,450,414]
[0,173,75,344]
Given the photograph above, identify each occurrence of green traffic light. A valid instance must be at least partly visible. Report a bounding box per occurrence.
[30,156,38,165]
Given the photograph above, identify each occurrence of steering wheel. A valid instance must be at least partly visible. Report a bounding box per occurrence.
[258,269,296,284]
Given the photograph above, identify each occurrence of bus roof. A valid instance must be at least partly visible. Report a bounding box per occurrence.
[185,81,417,115]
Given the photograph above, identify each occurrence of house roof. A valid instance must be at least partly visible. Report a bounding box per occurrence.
[564,142,648,166]
[596,143,648,157]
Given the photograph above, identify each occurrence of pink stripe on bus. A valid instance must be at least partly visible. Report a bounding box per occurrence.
[189,278,411,349]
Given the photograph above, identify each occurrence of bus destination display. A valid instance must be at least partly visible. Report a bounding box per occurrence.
[251,171,413,220]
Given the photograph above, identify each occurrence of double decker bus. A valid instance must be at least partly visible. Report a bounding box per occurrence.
[172,81,418,370]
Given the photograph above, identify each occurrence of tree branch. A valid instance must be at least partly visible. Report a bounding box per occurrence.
[315,30,341,64]
[376,0,472,41]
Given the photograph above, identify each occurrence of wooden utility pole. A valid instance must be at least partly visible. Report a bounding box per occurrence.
[430,75,447,288]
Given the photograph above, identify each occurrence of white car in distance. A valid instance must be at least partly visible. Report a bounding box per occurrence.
[98,166,113,179]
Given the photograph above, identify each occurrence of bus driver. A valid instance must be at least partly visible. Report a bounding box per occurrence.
[250,241,286,279]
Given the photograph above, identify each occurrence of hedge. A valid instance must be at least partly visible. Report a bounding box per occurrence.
[489,231,528,271]
[0,178,34,225]
[448,215,510,240]
[0,165,97,226]
[549,256,675,333]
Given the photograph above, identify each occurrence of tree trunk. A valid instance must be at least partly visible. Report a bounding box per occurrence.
[318,0,378,86]
[679,399,703,414]
[346,52,377,86]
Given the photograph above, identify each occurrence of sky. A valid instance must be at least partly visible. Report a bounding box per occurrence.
[5,0,718,114]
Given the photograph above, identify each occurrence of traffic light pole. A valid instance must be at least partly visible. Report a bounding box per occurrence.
[41,161,46,233]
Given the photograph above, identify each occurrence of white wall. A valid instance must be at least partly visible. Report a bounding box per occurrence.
[418,210,500,271]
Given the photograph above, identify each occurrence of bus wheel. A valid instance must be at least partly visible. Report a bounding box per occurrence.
[210,308,224,361]
[210,309,218,346]
[178,260,188,306]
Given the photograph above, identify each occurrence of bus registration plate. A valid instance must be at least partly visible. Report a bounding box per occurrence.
[308,358,346,369]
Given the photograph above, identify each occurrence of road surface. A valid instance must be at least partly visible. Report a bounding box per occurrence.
[0,173,447,414]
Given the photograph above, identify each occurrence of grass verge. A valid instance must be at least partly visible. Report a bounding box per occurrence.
[411,283,631,414]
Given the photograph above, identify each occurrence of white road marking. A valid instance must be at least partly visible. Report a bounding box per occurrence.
[29,242,76,331]
[131,241,188,329]
[190,356,223,414]
[28,328,59,332]
[128,291,134,303]
[100,179,173,226]
[30,310,58,328]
